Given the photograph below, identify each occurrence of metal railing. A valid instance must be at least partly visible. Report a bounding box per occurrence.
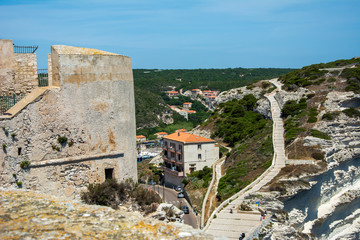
[0,94,26,115]
[13,45,38,54]
[37,69,48,87]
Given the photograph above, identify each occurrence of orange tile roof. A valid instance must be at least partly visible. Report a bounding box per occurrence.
[168,91,179,93]
[209,96,217,98]
[156,132,168,135]
[164,132,215,143]
[176,129,187,132]
[187,110,196,113]
[192,89,200,91]
[183,102,192,104]
[136,135,146,138]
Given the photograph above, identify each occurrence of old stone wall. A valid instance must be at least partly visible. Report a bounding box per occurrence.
[0,39,38,96]
[0,45,137,199]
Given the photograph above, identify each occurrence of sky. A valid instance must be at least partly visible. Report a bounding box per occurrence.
[0,0,359,69]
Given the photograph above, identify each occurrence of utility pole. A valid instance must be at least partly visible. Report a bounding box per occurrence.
[163,183,165,202]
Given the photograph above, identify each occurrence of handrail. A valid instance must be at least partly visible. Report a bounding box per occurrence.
[13,45,38,54]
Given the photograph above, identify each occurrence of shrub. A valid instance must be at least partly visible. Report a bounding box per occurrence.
[12,173,16,178]
[327,77,336,83]
[16,181,22,187]
[2,143,6,150]
[261,81,271,89]
[239,203,252,211]
[57,136,68,145]
[281,98,307,118]
[81,179,160,212]
[2,127,9,136]
[51,145,60,151]
[342,107,360,118]
[307,108,318,123]
[11,133,17,139]
[322,112,339,121]
[20,160,31,169]
[310,129,331,140]
[312,151,325,160]
[68,140,74,147]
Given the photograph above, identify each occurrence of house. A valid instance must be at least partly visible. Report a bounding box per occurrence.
[176,129,188,133]
[183,102,192,109]
[167,91,179,97]
[136,135,147,142]
[155,132,168,139]
[162,132,219,186]
[191,89,201,96]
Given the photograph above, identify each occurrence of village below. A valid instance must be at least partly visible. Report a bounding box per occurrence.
[1,39,360,240]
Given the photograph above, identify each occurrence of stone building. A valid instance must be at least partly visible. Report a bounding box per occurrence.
[0,39,38,96]
[162,132,219,186]
[0,41,137,199]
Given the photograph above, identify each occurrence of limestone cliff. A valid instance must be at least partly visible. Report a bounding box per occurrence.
[0,189,212,240]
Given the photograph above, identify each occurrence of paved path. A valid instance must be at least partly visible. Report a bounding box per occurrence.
[204,79,286,239]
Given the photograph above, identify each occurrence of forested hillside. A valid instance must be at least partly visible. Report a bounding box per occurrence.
[134,67,294,131]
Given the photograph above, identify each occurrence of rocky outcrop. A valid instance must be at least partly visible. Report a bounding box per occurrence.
[215,84,272,119]
[0,189,212,240]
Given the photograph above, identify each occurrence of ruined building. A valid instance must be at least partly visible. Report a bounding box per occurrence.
[0,39,137,198]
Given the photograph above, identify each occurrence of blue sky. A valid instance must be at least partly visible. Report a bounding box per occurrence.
[1,0,359,69]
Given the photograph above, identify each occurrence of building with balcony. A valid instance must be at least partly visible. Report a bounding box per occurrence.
[162,132,219,186]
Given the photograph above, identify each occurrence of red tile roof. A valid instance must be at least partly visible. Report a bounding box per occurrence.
[136,135,146,139]
[164,132,215,143]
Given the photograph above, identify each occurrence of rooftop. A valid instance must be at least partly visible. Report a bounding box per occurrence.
[164,132,215,143]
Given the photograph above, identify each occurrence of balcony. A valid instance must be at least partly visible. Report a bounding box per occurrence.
[163,156,176,164]
[162,167,184,177]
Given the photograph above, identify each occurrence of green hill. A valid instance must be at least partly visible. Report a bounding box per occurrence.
[133,67,295,131]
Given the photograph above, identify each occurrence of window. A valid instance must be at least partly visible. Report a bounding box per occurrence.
[190,164,196,173]
[198,154,202,160]
[198,144,201,150]
[105,168,114,179]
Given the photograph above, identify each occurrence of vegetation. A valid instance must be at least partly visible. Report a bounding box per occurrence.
[322,111,340,121]
[211,95,266,147]
[342,65,360,93]
[2,143,6,150]
[57,136,68,145]
[134,67,294,129]
[310,129,331,140]
[281,98,307,118]
[16,181,22,187]
[20,160,31,169]
[138,158,164,184]
[342,107,360,118]
[281,99,308,144]
[279,57,359,91]
[184,166,212,189]
[202,96,273,201]
[81,179,161,213]
[307,108,318,123]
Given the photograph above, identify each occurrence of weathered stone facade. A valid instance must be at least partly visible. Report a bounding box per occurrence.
[0,44,137,199]
[0,39,38,96]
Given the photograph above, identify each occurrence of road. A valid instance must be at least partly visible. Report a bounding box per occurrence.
[146,184,198,229]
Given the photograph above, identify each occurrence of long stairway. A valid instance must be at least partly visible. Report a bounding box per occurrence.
[204,79,286,239]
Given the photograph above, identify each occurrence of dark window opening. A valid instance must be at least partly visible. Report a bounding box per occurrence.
[105,168,114,180]
[18,147,22,155]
